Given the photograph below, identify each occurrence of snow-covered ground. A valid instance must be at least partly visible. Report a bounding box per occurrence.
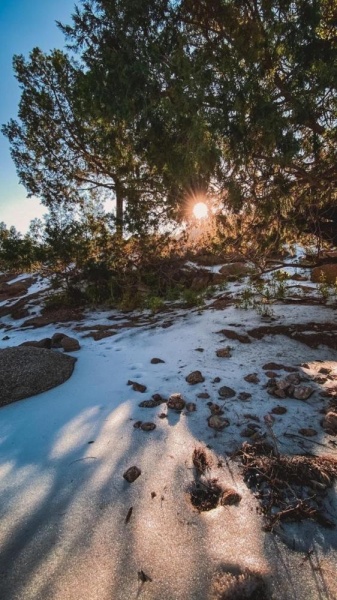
[0,271,337,599]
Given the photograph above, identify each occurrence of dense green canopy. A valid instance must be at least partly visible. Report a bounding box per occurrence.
[3,0,337,241]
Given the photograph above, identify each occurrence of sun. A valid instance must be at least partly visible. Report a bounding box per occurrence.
[193,202,208,219]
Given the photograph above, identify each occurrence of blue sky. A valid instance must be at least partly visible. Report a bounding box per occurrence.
[0,0,76,233]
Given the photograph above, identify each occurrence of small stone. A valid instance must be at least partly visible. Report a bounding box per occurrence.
[186,402,197,412]
[293,385,314,400]
[240,427,257,438]
[285,372,302,385]
[216,347,232,358]
[167,393,186,411]
[271,406,287,415]
[209,403,224,415]
[2,336,10,341]
[322,411,337,434]
[197,392,210,399]
[195,347,204,352]
[319,367,331,375]
[139,398,162,408]
[207,415,230,430]
[244,373,260,384]
[151,357,165,364]
[238,392,252,401]
[212,377,221,383]
[123,466,141,483]
[51,332,67,347]
[127,380,147,393]
[60,335,80,352]
[151,491,157,498]
[265,371,278,378]
[133,421,142,428]
[218,386,236,399]
[158,413,167,419]
[273,388,287,399]
[243,414,260,422]
[140,422,156,431]
[220,489,242,506]
[186,370,205,384]
[298,428,317,437]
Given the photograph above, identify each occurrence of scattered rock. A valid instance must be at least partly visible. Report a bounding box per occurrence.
[186,402,197,412]
[265,371,278,378]
[197,392,210,399]
[244,373,260,384]
[208,403,224,415]
[220,489,242,506]
[51,332,67,347]
[243,414,260,422]
[133,421,143,428]
[60,335,80,352]
[127,380,147,393]
[150,357,165,364]
[140,422,156,431]
[293,385,314,400]
[218,386,236,399]
[139,398,163,408]
[186,370,205,384]
[167,393,186,411]
[285,372,302,385]
[195,347,204,352]
[298,428,317,437]
[271,406,287,415]
[212,377,221,383]
[2,335,9,341]
[158,412,167,419]
[0,346,76,407]
[262,362,297,372]
[208,415,230,430]
[238,392,252,401]
[240,424,260,438]
[123,466,141,483]
[216,347,232,358]
[322,412,337,434]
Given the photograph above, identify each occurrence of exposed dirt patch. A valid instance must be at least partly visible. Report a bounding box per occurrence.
[216,328,252,343]
[23,308,85,328]
[249,322,337,350]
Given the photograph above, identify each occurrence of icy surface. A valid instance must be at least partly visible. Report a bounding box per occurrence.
[0,274,337,599]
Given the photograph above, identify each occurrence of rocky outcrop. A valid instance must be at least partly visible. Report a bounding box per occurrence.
[0,346,76,407]
[312,263,337,284]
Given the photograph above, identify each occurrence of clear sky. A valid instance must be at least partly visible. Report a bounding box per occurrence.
[0,0,76,233]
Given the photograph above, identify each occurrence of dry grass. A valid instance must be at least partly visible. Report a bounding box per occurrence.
[237,442,337,531]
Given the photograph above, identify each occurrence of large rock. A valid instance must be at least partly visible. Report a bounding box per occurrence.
[0,346,76,407]
[219,262,252,278]
[312,263,337,284]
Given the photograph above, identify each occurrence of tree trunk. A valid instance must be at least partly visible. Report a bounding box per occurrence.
[115,181,124,236]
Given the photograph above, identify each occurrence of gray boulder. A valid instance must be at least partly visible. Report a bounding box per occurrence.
[0,346,76,408]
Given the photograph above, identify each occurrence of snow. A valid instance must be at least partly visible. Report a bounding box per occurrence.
[1,274,337,599]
